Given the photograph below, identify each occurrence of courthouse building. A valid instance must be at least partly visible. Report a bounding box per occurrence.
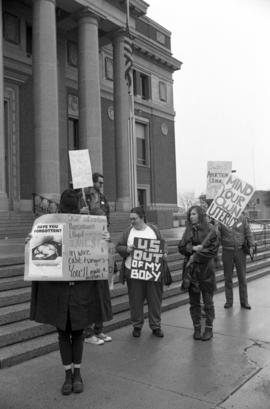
[0,0,181,228]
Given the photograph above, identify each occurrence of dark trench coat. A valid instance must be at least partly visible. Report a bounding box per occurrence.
[30,279,113,331]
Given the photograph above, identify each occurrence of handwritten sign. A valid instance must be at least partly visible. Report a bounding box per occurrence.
[206,161,232,199]
[207,174,254,228]
[24,214,110,281]
[69,149,93,189]
[130,238,164,282]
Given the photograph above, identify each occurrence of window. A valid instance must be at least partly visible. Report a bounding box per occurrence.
[137,189,147,210]
[105,57,113,81]
[133,70,151,100]
[67,41,78,67]
[136,122,149,166]
[159,81,167,102]
[26,25,32,56]
[257,198,260,204]
[4,13,20,45]
[68,118,79,150]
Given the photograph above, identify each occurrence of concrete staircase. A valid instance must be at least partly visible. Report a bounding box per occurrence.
[0,228,270,368]
[0,212,35,239]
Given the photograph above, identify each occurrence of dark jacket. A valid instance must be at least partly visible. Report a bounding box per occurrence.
[30,280,108,331]
[178,221,219,293]
[116,223,166,284]
[30,190,113,331]
[218,215,255,250]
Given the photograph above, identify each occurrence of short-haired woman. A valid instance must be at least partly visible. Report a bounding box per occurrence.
[116,207,167,338]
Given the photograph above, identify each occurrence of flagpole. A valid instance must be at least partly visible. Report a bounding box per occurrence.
[126,0,137,207]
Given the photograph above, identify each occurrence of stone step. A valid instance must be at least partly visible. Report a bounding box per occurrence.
[0,287,31,308]
[0,276,30,291]
[0,320,55,348]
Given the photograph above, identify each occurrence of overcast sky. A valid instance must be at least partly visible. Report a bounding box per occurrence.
[147,0,270,196]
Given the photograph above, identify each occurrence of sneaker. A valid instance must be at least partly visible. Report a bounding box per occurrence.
[96,333,112,342]
[84,335,104,345]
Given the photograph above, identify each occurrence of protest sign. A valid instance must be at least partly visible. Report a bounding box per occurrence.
[24,213,110,281]
[206,161,232,199]
[206,174,254,228]
[69,149,93,189]
[130,238,164,282]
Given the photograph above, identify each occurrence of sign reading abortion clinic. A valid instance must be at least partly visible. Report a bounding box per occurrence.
[130,238,164,282]
[206,161,232,199]
[206,175,255,228]
[24,213,110,281]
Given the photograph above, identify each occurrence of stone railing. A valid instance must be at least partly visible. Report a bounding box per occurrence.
[32,193,59,216]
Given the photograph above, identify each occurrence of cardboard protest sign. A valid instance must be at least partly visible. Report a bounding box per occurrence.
[206,161,232,199]
[24,213,110,281]
[130,238,164,282]
[69,149,93,189]
[206,174,254,228]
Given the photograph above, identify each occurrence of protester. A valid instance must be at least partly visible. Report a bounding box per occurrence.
[116,206,167,338]
[29,188,111,395]
[218,213,255,309]
[85,172,110,225]
[84,173,113,345]
[178,205,219,341]
[84,207,113,345]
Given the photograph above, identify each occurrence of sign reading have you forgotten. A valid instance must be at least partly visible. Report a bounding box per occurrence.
[130,238,164,282]
[24,213,110,281]
[207,174,255,228]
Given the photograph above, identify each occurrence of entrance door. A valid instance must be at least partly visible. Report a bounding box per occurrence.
[4,86,20,210]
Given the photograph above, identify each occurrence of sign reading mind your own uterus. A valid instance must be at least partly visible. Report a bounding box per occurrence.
[206,174,255,228]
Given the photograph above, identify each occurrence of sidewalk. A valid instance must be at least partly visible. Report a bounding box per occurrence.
[1,275,270,409]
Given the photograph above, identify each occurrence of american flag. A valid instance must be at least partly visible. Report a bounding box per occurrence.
[124,35,133,88]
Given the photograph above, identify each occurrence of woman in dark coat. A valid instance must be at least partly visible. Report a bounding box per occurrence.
[30,188,112,395]
[178,205,219,341]
[116,207,167,338]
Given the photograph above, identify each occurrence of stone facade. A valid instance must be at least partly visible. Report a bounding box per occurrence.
[0,0,181,227]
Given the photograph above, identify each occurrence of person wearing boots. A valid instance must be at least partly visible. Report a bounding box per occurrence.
[29,188,111,395]
[178,205,219,341]
[218,213,255,309]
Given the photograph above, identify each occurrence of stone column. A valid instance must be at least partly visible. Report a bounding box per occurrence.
[78,11,102,174]
[0,0,8,210]
[113,32,131,211]
[32,0,60,200]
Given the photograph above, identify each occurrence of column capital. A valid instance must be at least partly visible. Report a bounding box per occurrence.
[76,7,105,24]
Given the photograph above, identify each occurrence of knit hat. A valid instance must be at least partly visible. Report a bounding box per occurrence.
[59,189,80,214]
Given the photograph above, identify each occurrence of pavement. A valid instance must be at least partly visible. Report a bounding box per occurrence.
[1,274,270,409]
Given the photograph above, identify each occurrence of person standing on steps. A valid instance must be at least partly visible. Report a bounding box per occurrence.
[178,205,219,341]
[84,172,113,345]
[218,213,255,310]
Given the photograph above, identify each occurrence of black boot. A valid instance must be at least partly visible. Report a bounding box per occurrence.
[201,326,213,341]
[73,367,84,393]
[193,325,201,340]
[61,369,73,395]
